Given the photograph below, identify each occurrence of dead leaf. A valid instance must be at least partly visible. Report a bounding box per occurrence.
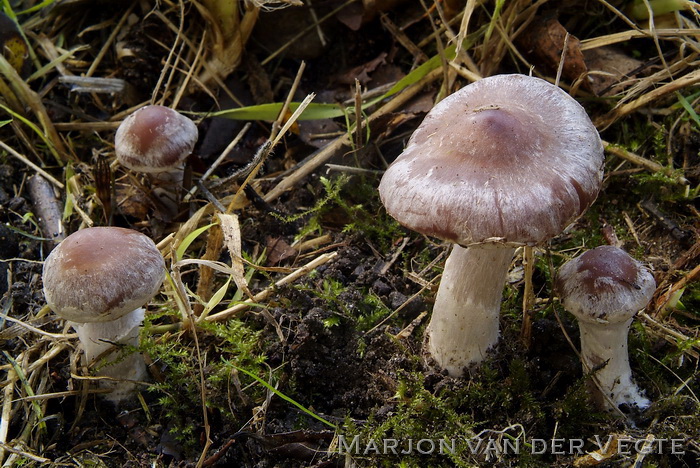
[115,183,149,219]
[573,434,624,467]
[266,236,298,265]
[583,46,644,96]
[217,213,253,299]
[333,52,388,86]
[517,16,587,84]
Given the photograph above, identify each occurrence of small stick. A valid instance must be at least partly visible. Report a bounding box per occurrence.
[640,199,691,242]
[263,67,443,202]
[0,141,64,189]
[0,312,76,340]
[27,175,65,246]
[654,263,700,314]
[603,140,688,185]
[183,122,251,202]
[204,252,338,322]
[0,368,15,463]
[597,69,700,130]
[622,211,643,247]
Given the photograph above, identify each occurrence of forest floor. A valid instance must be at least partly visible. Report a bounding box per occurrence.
[0,0,699,467]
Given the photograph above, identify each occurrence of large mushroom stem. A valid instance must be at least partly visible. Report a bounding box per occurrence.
[71,308,148,403]
[425,244,515,376]
[577,318,650,410]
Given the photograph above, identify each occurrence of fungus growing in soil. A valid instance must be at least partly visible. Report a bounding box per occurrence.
[42,226,165,402]
[115,104,198,174]
[378,74,604,377]
[115,105,198,213]
[555,245,656,411]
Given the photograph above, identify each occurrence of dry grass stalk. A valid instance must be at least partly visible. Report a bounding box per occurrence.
[264,66,444,202]
[204,251,338,322]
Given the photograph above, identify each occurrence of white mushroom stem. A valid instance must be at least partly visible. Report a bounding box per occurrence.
[578,317,650,410]
[425,244,515,376]
[71,308,148,403]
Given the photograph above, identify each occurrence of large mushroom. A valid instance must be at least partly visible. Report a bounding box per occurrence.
[43,227,165,402]
[378,74,604,376]
[555,245,656,411]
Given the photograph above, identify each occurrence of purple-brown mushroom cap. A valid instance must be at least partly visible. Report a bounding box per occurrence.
[378,74,604,246]
[115,105,198,173]
[43,227,165,323]
[555,245,656,323]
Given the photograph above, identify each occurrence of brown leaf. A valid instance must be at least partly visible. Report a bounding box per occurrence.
[217,213,253,299]
[333,52,388,86]
[583,46,644,96]
[517,16,587,84]
[115,183,149,220]
[266,236,298,265]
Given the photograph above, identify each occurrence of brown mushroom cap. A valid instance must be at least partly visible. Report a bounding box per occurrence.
[378,74,604,246]
[115,105,198,173]
[43,227,165,323]
[555,245,656,323]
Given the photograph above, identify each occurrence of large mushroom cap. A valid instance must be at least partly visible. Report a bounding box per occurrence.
[555,245,656,323]
[378,74,604,246]
[43,227,165,323]
[115,105,198,173]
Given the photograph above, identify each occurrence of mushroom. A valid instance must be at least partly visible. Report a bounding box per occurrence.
[115,105,198,212]
[555,245,656,411]
[42,226,165,402]
[378,74,604,376]
[115,104,198,174]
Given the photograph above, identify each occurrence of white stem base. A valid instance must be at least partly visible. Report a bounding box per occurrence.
[71,308,148,403]
[425,245,515,376]
[579,319,650,411]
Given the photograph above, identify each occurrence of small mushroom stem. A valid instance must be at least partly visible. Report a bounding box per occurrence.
[71,308,148,403]
[578,318,650,410]
[425,244,515,376]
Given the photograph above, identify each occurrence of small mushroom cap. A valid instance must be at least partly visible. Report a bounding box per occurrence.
[115,105,198,173]
[555,245,656,323]
[43,227,165,323]
[378,74,604,246]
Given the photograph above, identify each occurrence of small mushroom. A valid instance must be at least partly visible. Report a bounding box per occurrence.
[42,226,165,402]
[378,74,604,376]
[555,245,656,411]
[115,104,198,174]
[115,105,198,214]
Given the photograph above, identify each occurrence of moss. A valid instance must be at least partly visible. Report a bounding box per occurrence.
[140,309,268,456]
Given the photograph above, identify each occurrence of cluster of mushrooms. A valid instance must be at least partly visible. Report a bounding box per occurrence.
[378,74,656,413]
[43,75,656,413]
[43,105,197,403]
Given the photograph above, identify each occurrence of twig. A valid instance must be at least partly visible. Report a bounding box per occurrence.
[204,252,338,322]
[0,312,76,340]
[0,55,69,162]
[0,141,64,189]
[603,140,688,185]
[183,123,251,202]
[596,69,700,129]
[27,175,65,246]
[639,312,700,358]
[654,263,700,314]
[85,3,136,77]
[0,442,50,464]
